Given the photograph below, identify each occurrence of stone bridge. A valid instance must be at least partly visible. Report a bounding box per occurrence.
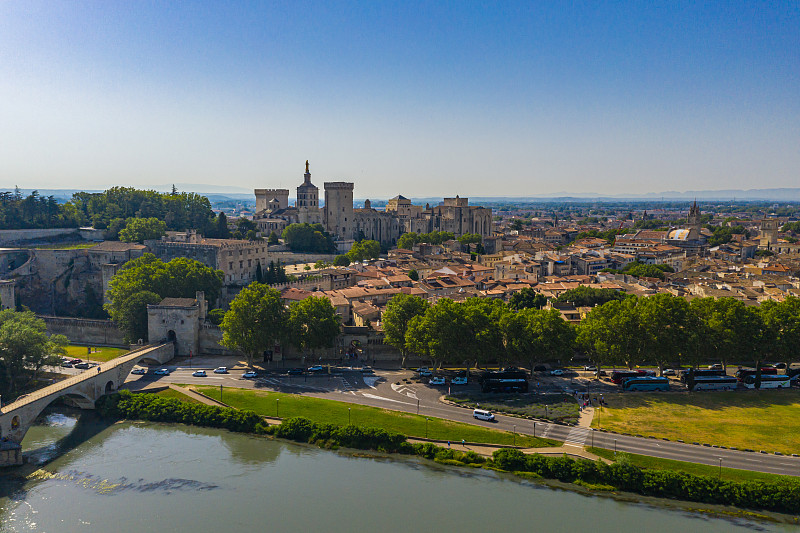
[0,343,173,445]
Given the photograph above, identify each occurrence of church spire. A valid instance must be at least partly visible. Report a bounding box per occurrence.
[304,160,311,184]
[305,160,309,173]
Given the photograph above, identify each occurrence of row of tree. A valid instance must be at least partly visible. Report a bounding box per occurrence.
[381,291,800,381]
[220,284,340,367]
[0,310,67,398]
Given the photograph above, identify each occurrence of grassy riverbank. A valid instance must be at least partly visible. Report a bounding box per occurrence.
[445,392,579,424]
[586,447,790,484]
[592,391,800,455]
[194,385,555,447]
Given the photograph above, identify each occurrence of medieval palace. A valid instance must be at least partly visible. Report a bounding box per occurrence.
[253,161,493,248]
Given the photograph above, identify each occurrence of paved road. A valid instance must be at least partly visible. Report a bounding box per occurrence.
[126,364,800,477]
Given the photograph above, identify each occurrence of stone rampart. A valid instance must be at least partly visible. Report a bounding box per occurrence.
[39,315,127,346]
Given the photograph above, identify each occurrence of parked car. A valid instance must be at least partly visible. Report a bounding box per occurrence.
[192,370,207,377]
[662,368,676,376]
[533,365,547,372]
[61,361,73,368]
[708,364,723,370]
[74,362,90,369]
[771,362,788,370]
[242,371,258,379]
[130,368,146,375]
[583,365,597,372]
[550,369,565,376]
[154,368,170,375]
[417,367,433,377]
[288,368,305,375]
[360,366,374,374]
[213,367,228,374]
[307,365,325,373]
[69,359,82,365]
[451,376,468,385]
[429,376,446,385]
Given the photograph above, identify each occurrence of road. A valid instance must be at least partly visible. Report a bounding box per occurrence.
[124,364,800,477]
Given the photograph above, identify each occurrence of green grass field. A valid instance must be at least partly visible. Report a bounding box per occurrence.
[27,243,97,250]
[154,387,204,404]
[587,447,796,484]
[592,391,800,455]
[63,345,128,363]
[194,386,556,447]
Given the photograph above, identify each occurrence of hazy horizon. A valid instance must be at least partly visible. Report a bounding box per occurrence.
[1,2,798,198]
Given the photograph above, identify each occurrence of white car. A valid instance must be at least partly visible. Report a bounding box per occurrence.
[154,368,170,375]
[213,367,228,374]
[583,365,597,372]
[130,368,146,375]
[417,368,433,377]
[429,376,446,385]
[242,371,258,379]
[550,369,565,376]
[451,376,468,385]
[192,370,207,377]
[662,368,676,376]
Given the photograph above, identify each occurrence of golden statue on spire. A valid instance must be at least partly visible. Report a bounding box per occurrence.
[305,160,309,173]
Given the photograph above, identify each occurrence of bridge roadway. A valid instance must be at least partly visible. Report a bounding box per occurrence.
[142,366,800,477]
[0,343,173,444]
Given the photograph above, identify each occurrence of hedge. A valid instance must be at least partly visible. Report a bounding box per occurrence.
[97,390,264,434]
[492,448,800,515]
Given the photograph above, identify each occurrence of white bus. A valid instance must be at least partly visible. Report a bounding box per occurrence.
[742,375,791,389]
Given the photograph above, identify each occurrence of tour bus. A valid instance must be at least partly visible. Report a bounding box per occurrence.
[479,368,529,393]
[690,375,738,391]
[734,367,778,382]
[681,368,726,383]
[610,370,647,385]
[622,377,670,392]
[742,374,791,389]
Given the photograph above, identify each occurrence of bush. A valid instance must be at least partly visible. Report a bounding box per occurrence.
[97,390,262,433]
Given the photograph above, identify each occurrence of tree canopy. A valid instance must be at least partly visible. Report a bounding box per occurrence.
[382,294,430,364]
[281,223,336,253]
[0,310,67,397]
[347,239,380,262]
[119,217,167,243]
[554,286,629,307]
[509,287,548,310]
[287,297,341,360]
[396,231,456,250]
[220,283,287,368]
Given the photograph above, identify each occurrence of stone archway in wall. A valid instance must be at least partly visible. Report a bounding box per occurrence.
[167,330,177,357]
[105,381,115,394]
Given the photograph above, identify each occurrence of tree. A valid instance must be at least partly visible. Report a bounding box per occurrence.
[554,286,629,307]
[119,217,167,243]
[333,254,351,267]
[288,297,340,362]
[501,308,575,371]
[689,297,760,371]
[407,269,419,281]
[115,291,162,344]
[624,263,669,280]
[212,212,231,239]
[105,254,224,342]
[458,233,482,246]
[509,287,547,310]
[636,294,691,375]
[382,294,430,367]
[397,233,421,250]
[282,223,335,253]
[509,219,524,231]
[347,239,380,262]
[0,310,67,397]
[577,297,645,370]
[220,283,287,368]
[267,231,279,245]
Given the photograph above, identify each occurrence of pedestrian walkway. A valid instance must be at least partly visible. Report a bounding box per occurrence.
[562,426,591,448]
[406,438,610,463]
[577,405,595,428]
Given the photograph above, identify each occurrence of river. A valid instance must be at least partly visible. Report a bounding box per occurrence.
[0,410,794,532]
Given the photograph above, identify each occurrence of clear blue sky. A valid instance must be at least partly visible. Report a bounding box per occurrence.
[1,1,798,198]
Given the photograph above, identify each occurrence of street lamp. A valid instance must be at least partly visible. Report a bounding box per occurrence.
[417,399,420,415]
[426,418,430,439]
[614,439,617,457]
[513,425,516,446]
[533,421,536,437]
[348,408,351,425]
[719,457,723,480]
[276,398,279,418]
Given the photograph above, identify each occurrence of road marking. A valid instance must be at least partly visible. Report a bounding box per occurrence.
[361,393,415,406]
[390,383,418,400]
[563,427,590,447]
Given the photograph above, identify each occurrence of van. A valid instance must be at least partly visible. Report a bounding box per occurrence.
[473,409,495,422]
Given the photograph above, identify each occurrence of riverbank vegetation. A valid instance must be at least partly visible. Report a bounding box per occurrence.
[491,448,800,515]
[592,391,800,455]
[194,385,551,447]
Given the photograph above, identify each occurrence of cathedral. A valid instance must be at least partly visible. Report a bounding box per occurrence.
[253,162,492,249]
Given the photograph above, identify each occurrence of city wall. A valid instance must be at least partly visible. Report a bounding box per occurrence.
[0,228,102,246]
[40,315,128,347]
